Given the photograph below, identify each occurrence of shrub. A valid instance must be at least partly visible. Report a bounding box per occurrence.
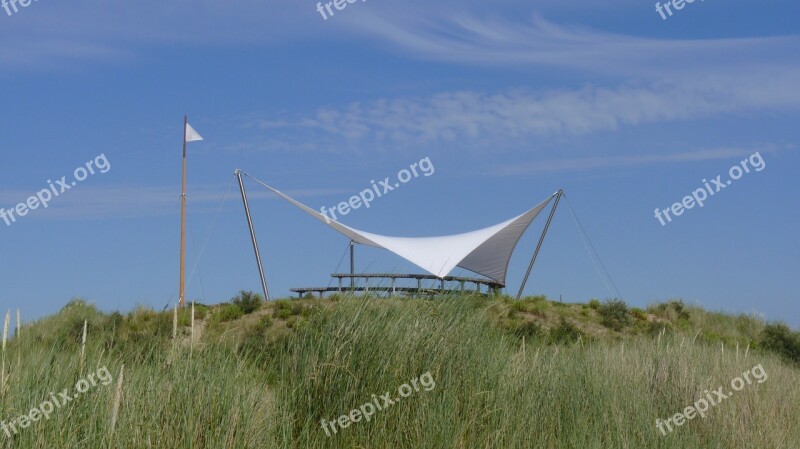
[197,304,209,319]
[647,321,672,336]
[669,300,691,321]
[598,299,630,331]
[587,299,601,310]
[510,301,527,314]
[173,304,209,326]
[528,301,549,318]
[254,315,273,332]
[549,318,583,344]
[103,312,124,332]
[217,304,244,322]
[760,323,800,364]
[232,290,262,315]
[513,321,544,339]
[630,308,647,321]
[291,303,304,316]
[650,300,691,323]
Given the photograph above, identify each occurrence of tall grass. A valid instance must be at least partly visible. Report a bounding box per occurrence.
[0,295,797,448]
[265,296,800,448]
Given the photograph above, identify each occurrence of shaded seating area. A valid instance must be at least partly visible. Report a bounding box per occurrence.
[291,273,504,298]
[235,172,566,302]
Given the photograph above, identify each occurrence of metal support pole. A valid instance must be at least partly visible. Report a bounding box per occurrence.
[392,278,396,296]
[338,277,342,292]
[516,190,563,300]
[235,170,270,302]
[440,279,445,291]
[349,241,355,289]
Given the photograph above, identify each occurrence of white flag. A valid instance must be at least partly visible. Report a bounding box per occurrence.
[185,123,204,142]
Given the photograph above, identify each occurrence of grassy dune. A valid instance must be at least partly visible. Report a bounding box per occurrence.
[0,295,798,448]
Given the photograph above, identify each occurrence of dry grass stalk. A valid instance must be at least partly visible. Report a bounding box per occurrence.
[190,301,196,355]
[110,364,125,439]
[80,319,88,376]
[172,304,178,341]
[15,309,20,369]
[2,310,9,391]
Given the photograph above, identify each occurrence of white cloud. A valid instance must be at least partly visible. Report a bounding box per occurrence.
[0,184,351,221]
[346,12,800,76]
[2,1,797,77]
[250,72,800,151]
[487,145,790,175]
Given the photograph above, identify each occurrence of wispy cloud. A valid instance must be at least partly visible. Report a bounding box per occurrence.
[0,0,313,69]
[3,1,796,75]
[248,73,800,152]
[347,12,800,76]
[0,184,351,221]
[487,145,790,175]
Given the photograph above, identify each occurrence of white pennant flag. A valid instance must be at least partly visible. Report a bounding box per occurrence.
[185,123,204,142]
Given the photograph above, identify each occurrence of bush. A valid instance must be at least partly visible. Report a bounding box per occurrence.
[291,303,304,316]
[669,300,691,321]
[549,317,583,344]
[647,321,672,336]
[217,304,244,322]
[650,300,691,323]
[285,316,311,330]
[232,291,262,315]
[630,308,647,320]
[253,315,273,332]
[598,299,630,331]
[760,323,800,364]
[513,321,544,339]
[587,299,601,310]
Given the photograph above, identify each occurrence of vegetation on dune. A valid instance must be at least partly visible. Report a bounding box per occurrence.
[0,293,798,448]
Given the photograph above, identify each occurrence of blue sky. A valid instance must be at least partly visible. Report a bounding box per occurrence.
[1,0,798,327]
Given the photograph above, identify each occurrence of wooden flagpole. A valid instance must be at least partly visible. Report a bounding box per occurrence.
[179,115,188,307]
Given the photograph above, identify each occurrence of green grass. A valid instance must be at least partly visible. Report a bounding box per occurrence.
[0,295,797,448]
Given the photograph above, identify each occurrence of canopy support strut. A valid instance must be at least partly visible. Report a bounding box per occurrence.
[349,240,355,289]
[236,170,271,302]
[516,190,563,300]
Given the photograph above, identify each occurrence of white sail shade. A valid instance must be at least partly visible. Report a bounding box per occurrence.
[260,181,555,285]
